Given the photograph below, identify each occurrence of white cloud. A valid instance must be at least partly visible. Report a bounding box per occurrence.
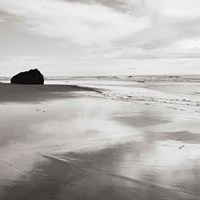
[146,0,200,18]
[0,0,150,45]
[1,0,200,53]
[0,0,200,75]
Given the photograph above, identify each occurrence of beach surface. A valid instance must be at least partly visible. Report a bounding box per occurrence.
[0,75,200,200]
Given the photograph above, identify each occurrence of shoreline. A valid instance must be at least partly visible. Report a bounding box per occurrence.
[0,77,200,200]
[1,74,200,83]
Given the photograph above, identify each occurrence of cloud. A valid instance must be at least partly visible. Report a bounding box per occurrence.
[145,0,200,18]
[0,0,150,45]
[106,0,200,59]
[0,0,200,76]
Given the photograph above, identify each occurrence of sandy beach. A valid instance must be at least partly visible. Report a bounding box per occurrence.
[0,76,200,200]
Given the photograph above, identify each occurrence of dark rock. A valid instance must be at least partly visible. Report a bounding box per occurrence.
[11,69,44,84]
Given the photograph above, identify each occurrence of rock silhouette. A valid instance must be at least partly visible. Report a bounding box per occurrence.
[11,69,44,84]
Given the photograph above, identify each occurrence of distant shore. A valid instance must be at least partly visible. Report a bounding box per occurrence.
[1,74,200,83]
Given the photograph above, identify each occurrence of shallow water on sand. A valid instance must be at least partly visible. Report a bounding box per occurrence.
[0,94,200,199]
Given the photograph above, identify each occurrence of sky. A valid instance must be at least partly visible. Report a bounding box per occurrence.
[0,0,200,76]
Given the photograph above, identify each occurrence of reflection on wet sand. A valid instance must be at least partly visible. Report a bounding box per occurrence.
[0,83,200,200]
[2,142,200,200]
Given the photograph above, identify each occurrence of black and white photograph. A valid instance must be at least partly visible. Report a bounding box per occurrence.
[0,0,200,199]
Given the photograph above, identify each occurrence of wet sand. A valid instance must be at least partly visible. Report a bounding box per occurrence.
[0,78,200,200]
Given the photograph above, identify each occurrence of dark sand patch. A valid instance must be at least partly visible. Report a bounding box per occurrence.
[0,83,100,103]
[148,131,200,144]
[113,115,170,128]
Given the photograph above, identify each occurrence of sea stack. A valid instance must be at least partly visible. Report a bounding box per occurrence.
[11,69,44,84]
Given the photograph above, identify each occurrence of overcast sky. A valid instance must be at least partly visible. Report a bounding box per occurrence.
[0,0,200,76]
